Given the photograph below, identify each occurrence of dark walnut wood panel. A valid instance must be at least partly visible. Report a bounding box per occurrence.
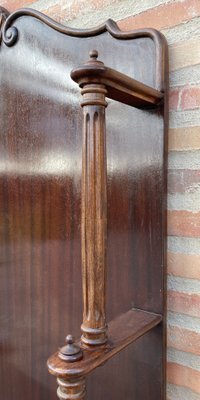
[0,8,168,400]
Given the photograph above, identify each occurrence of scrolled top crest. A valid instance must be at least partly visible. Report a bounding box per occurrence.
[0,8,167,91]
[1,8,120,47]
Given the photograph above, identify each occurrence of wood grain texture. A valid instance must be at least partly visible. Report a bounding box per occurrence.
[57,377,86,400]
[48,309,162,379]
[71,53,163,108]
[0,12,168,400]
[80,76,108,346]
[1,9,166,90]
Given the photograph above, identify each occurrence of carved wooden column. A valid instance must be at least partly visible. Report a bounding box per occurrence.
[76,50,108,346]
[57,377,86,400]
[47,41,167,400]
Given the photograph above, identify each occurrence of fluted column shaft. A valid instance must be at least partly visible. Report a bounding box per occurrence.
[81,83,108,346]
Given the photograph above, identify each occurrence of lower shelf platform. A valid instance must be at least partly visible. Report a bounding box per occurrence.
[47,309,162,379]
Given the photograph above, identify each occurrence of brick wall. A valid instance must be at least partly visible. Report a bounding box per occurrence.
[2,0,200,399]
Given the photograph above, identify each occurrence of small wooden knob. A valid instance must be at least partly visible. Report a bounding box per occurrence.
[89,49,98,60]
[59,334,83,362]
[66,334,74,347]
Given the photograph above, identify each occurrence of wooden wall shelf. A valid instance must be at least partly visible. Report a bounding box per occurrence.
[70,50,164,108]
[0,8,168,400]
[48,309,162,379]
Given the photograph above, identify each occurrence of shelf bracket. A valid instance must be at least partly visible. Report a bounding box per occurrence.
[47,48,167,400]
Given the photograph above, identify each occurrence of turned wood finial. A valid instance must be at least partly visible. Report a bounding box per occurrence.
[59,334,83,362]
[86,49,104,68]
[89,49,98,60]
[86,49,101,66]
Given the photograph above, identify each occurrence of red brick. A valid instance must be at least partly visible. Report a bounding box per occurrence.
[169,89,180,111]
[43,0,116,23]
[118,0,200,31]
[168,290,200,318]
[168,169,200,194]
[181,87,200,110]
[168,251,200,280]
[170,38,200,71]
[169,86,200,111]
[168,210,200,237]
[1,0,33,12]
[169,127,200,151]
[167,325,200,355]
[42,4,63,23]
[167,363,200,394]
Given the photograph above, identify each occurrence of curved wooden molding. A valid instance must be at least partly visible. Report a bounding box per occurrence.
[0,6,9,24]
[0,6,9,42]
[1,8,167,91]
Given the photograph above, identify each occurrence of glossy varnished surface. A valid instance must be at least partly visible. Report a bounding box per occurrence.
[48,309,162,378]
[71,56,164,108]
[0,12,167,400]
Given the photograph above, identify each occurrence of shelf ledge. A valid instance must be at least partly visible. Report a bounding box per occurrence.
[71,53,164,109]
[47,309,162,379]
